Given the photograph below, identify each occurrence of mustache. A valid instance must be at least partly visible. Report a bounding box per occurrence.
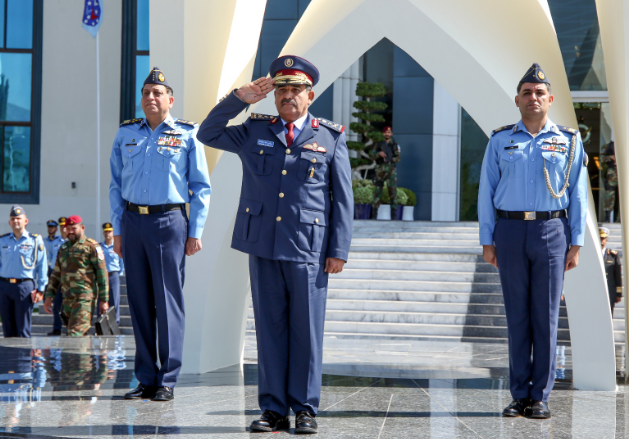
[281,98,297,106]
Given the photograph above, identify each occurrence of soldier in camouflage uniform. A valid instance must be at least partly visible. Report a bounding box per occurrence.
[371,126,401,217]
[44,215,109,336]
[603,141,618,222]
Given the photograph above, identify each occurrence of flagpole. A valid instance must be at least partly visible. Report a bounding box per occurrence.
[96,31,101,237]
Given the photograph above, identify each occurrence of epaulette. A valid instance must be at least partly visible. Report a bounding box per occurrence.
[120,118,143,127]
[0,233,9,238]
[250,113,275,121]
[611,249,618,256]
[557,125,578,135]
[86,238,99,245]
[491,124,515,136]
[175,119,197,127]
[317,118,345,133]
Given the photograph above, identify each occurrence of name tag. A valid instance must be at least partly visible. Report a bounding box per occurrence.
[257,139,274,147]
[504,145,519,150]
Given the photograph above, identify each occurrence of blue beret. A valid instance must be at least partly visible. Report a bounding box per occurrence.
[10,205,24,217]
[143,66,171,90]
[519,63,549,85]
[46,219,58,227]
[269,55,319,87]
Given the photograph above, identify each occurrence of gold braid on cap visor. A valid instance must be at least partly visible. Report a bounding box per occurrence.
[273,73,313,86]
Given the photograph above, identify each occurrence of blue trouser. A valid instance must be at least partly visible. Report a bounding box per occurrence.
[96,271,121,324]
[0,280,35,337]
[249,255,328,416]
[122,208,187,388]
[494,216,569,402]
[48,267,63,331]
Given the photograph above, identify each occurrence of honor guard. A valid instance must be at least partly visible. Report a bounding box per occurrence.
[198,55,353,434]
[478,63,587,419]
[99,222,124,324]
[109,67,211,402]
[599,227,623,313]
[0,206,48,337]
[44,215,109,337]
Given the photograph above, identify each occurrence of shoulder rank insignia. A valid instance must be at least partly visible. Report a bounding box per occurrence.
[303,142,327,153]
[583,151,589,167]
[556,125,578,135]
[317,118,345,133]
[491,124,515,136]
[0,233,9,238]
[175,119,197,127]
[250,113,275,121]
[120,118,143,127]
[86,238,99,245]
[611,249,618,256]
[32,233,39,238]
[270,117,279,124]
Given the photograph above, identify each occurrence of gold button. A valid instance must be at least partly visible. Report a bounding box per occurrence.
[246,208,250,212]
[276,216,282,222]
[279,193,284,198]
[311,158,317,163]
[552,153,556,157]
[260,150,264,154]
[315,218,319,223]
[282,170,287,175]
[286,149,291,154]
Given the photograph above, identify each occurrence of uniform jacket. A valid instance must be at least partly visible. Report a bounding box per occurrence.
[197,91,354,264]
[603,248,622,302]
[45,237,108,302]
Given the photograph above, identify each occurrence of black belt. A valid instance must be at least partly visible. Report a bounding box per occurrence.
[497,209,567,220]
[126,202,183,215]
[0,277,33,284]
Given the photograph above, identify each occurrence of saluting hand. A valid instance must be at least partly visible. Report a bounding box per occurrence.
[236,77,275,104]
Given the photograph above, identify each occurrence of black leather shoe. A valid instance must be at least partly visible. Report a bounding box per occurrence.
[250,410,289,432]
[152,386,174,401]
[527,400,551,419]
[47,330,61,336]
[502,399,531,417]
[124,384,157,400]
[295,410,318,434]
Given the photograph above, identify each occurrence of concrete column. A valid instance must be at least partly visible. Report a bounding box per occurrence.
[431,81,460,221]
[332,60,362,143]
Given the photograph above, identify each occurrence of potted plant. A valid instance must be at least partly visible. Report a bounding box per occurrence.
[353,179,374,219]
[377,185,408,220]
[400,188,417,221]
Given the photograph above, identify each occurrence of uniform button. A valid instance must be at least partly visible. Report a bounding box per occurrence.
[311,158,317,163]
[279,193,284,198]
[315,218,319,223]
[260,150,264,154]
[144,171,149,175]
[531,158,535,161]
[529,202,533,206]
[529,180,533,183]
[282,170,287,175]
[276,216,282,222]
[286,149,291,154]
[246,208,250,212]
[510,157,513,160]
[143,189,147,193]
[147,153,151,156]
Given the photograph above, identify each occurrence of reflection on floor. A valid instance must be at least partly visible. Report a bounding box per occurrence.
[0,336,626,438]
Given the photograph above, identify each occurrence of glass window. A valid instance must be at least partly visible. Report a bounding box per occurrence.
[0,53,32,121]
[135,54,149,117]
[121,0,150,121]
[6,0,33,49]
[3,125,30,192]
[0,0,5,48]
[459,109,488,221]
[136,0,149,52]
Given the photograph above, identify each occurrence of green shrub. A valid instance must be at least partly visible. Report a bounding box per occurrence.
[352,179,374,190]
[353,186,373,205]
[399,188,417,206]
[381,185,408,205]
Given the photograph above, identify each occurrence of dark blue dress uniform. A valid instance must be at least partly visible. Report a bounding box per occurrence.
[478,64,587,404]
[197,56,353,418]
[109,67,211,389]
[0,206,48,337]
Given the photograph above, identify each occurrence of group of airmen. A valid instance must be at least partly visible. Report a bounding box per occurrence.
[0,54,616,432]
[0,210,124,339]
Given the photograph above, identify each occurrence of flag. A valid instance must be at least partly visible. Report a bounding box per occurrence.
[82,0,102,38]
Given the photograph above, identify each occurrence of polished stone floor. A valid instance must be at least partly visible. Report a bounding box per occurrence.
[0,335,627,438]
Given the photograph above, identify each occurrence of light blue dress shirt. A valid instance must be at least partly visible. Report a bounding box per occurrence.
[478,119,587,247]
[281,114,308,140]
[0,230,48,291]
[43,235,65,269]
[100,241,124,275]
[109,114,211,239]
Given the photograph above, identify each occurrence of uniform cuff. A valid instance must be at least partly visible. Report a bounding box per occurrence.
[480,233,494,246]
[188,225,203,239]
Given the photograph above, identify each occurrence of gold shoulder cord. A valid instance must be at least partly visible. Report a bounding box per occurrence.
[543,133,576,199]
[21,239,38,270]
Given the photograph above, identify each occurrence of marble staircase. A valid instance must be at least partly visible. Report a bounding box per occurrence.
[247,220,626,344]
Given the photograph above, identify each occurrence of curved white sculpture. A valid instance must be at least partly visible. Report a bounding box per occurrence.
[151,0,616,389]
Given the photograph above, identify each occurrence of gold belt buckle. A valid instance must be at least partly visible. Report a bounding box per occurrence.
[524,211,536,220]
[9,278,16,283]
[138,206,149,215]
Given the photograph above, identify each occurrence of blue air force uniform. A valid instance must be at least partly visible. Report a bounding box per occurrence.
[0,206,48,337]
[197,56,353,418]
[109,67,211,389]
[48,218,67,334]
[99,222,124,324]
[478,64,587,403]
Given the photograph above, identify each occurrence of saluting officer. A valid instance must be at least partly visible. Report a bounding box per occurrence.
[48,217,68,336]
[478,64,587,419]
[197,56,353,434]
[109,67,211,402]
[599,227,622,313]
[99,222,124,324]
[0,206,48,337]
